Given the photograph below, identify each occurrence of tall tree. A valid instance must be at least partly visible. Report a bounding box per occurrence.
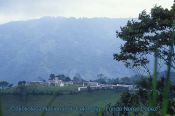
[113,1,175,115]
[114,2,175,72]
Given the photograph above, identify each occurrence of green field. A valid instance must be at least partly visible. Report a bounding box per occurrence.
[1,90,121,116]
[1,84,80,94]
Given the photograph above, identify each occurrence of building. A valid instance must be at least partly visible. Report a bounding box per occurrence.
[116,84,135,90]
[78,83,135,91]
[48,78,64,87]
[83,81,99,87]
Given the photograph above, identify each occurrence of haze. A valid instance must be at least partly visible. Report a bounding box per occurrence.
[0,0,173,24]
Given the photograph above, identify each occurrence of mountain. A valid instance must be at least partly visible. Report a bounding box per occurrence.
[0,17,134,83]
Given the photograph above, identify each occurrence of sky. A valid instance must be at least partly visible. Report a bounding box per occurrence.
[0,0,174,24]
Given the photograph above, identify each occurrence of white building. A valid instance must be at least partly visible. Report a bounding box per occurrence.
[78,83,135,91]
[116,84,135,90]
[48,78,64,87]
[83,82,99,87]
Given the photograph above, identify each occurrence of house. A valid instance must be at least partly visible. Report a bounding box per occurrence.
[48,78,64,87]
[83,81,99,87]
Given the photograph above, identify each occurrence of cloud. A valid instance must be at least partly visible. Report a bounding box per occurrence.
[0,0,174,24]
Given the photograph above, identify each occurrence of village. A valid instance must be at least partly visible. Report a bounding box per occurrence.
[26,74,135,92]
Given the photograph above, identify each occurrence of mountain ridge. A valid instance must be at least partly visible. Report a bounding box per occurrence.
[0,17,133,83]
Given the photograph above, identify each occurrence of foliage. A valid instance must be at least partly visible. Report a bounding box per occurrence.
[113,1,175,116]
[114,2,175,70]
[111,77,175,115]
[18,81,26,86]
[0,81,9,89]
[96,74,107,84]
[73,73,84,83]
[87,86,92,93]
[56,74,71,82]
[49,73,71,82]
[107,78,119,85]
[49,74,56,80]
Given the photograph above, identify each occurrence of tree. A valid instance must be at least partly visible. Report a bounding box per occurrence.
[107,78,119,84]
[8,84,13,88]
[113,2,175,115]
[64,77,71,82]
[114,2,175,72]
[16,81,28,101]
[49,74,56,80]
[56,74,71,82]
[0,81,9,89]
[96,74,107,84]
[111,78,120,84]
[18,81,26,86]
[87,86,92,93]
[73,73,84,83]
[119,77,132,84]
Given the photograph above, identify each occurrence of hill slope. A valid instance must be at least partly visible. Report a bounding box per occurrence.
[0,17,133,83]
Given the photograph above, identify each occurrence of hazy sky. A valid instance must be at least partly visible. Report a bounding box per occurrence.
[0,0,174,24]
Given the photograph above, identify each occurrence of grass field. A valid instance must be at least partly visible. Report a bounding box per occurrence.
[1,90,121,116]
[1,84,80,94]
